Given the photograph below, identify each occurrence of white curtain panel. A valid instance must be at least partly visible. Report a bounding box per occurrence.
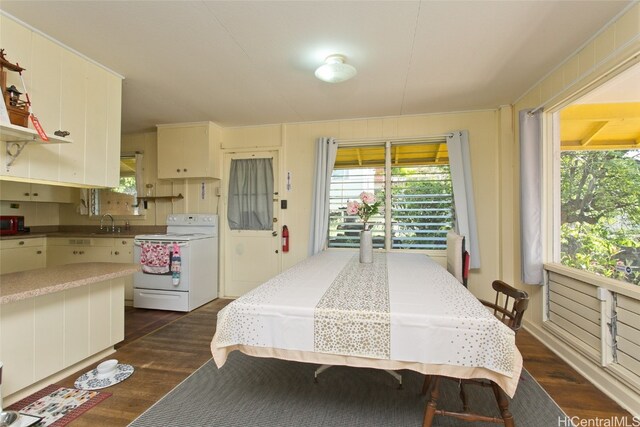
[447,131,480,269]
[519,110,543,285]
[227,158,274,230]
[308,137,338,256]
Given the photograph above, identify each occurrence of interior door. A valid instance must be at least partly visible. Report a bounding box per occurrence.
[223,151,280,297]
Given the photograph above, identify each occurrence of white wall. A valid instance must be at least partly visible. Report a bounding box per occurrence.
[0,200,59,227]
[221,110,505,302]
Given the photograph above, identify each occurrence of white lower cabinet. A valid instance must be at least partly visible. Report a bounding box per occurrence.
[47,238,113,265]
[64,285,91,366]
[111,239,134,304]
[0,238,46,274]
[0,234,130,403]
[0,278,125,400]
[46,237,132,264]
[46,236,134,305]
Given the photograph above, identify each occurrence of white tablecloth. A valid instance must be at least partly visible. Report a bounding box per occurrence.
[211,251,522,396]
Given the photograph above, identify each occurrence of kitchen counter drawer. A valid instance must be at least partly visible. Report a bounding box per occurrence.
[47,237,116,247]
[0,238,46,274]
[0,237,46,249]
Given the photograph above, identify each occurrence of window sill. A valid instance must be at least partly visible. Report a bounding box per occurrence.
[544,262,640,298]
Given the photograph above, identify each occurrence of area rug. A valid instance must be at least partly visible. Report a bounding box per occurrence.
[6,384,111,427]
[129,351,571,427]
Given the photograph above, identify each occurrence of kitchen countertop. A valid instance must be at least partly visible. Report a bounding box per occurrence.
[0,262,140,304]
[0,225,167,241]
[0,232,140,240]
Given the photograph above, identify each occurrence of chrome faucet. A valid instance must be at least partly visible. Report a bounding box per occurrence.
[100,213,115,233]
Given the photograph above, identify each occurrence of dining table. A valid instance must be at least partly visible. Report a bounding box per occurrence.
[211,250,522,402]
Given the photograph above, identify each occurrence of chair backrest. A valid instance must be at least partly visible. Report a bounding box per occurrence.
[482,280,529,333]
[446,230,467,286]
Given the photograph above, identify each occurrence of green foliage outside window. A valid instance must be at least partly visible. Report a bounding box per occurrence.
[114,176,137,195]
[560,150,640,285]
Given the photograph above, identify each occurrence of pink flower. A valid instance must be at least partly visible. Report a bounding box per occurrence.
[360,191,375,204]
[346,200,360,215]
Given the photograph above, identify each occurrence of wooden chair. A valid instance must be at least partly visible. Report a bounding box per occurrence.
[421,280,530,427]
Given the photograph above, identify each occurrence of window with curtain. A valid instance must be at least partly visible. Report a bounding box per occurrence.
[328,141,454,250]
[227,158,274,230]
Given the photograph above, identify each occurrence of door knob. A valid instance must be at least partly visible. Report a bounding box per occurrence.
[272,231,278,236]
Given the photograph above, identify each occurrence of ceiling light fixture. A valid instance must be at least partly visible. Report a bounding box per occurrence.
[314,54,357,83]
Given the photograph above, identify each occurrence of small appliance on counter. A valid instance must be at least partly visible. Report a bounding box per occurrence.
[0,216,25,235]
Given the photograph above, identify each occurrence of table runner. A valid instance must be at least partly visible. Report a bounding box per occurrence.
[212,251,522,396]
[315,253,390,359]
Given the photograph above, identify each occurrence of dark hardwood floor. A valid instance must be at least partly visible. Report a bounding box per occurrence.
[49,299,631,426]
[516,329,631,421]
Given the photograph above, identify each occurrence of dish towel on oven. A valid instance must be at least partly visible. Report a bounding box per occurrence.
[140,242,170,274]
[171,243,181,285]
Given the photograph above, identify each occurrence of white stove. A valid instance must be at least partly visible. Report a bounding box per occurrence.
[133,214,218,312]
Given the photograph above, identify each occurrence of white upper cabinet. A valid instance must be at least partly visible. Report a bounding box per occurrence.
[0,16,32,179]
[85,62,109,186]
[157,122,221,179]
[59,48,87,184]
[26,33,62,181]
[105,69,122,186]
[0,180,76,203]
[0,14,122,188]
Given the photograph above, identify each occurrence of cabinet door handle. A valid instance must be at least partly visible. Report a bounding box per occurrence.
[32,193,38,197]
[19,241,25,245]
[73,250,78,254]
[24,192,30,196]
[176,169,180,173]
[114,251,120,255]
[79,250,85,254]
[183,168,187,172]
[36,250,42,254]
[122,240,126,245]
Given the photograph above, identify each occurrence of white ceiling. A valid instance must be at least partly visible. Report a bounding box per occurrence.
[0,1,632,134]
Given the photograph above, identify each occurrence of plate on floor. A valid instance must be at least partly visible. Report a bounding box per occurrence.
[74,364,134,390]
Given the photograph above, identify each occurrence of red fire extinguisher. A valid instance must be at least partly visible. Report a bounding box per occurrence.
[282,225,289,253]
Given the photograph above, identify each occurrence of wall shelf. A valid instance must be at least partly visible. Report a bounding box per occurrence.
[135,193,183,209]
[137,193,184,202]
[1,122,73,144]
[2,122,73,170]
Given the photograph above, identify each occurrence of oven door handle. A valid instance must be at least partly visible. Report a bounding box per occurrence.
[134,240,188,247]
